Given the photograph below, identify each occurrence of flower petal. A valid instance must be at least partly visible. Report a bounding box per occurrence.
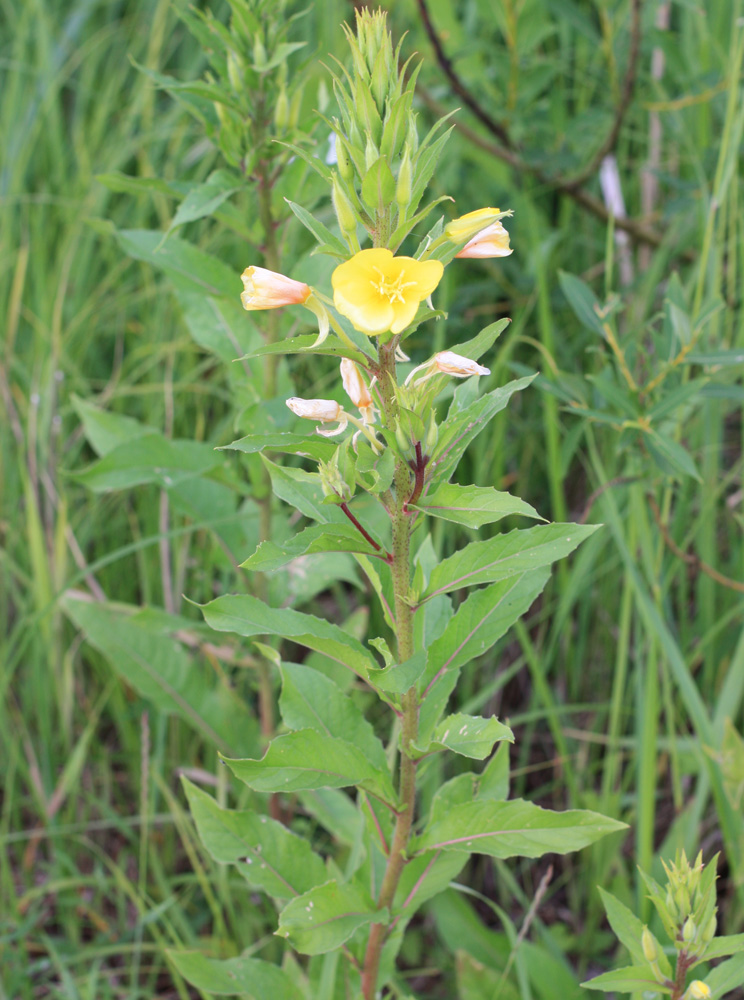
[334,288,394,336]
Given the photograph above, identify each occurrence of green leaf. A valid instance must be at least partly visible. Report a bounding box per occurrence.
[432,375,536,481]
[223,729,396,803]
[422,523,598,601]
[116,228,238,296]
[596,887,648,967]
[169,170,241,232]
[706,952,744,996]
[62,599,257,755]
[244,333,371,366]
[221,432,336,462]
[167,951,303,998]
[558,271,607,338]
[686,349,744,366]
[643,428,702,481]
[279,663,387,772]
[71,395,155,457]
[412,712,513,760]
[173,285,257,362]
[361,156,396,210]
[411,483,541,528]
[201,593,377,681]
[478,743,510,801]
[284,199,349,259]
[420,570,551,743]
[413,799,626,858]
[452,319,511,362]
[393,851,467,917]
[182,778,326,898]
[703,933,744,960]
[580,965,671,993]
[368,651,427,696]
[96,170,181,198]
[242,524,381,572]
[277,880,386,956]
[69,433,224,492]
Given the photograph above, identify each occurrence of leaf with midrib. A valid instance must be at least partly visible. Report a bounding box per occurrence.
[167,951,303,998]
[242,523,381,572]
[411,483,541,528]
[413,798,626,858]
[277,879,387,956]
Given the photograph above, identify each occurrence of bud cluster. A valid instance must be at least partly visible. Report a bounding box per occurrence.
[326,8,453,251]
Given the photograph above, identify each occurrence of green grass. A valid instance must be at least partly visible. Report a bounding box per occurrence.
[2,0,743,996]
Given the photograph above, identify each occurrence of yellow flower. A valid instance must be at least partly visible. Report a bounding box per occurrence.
[332,248,443,337]
[445,207,504,243]
[241,266,311,310]
[456,220,512,259]
[688,982,711,1000]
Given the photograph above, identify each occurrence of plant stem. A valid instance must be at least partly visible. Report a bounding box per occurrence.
[361,342,419,1000]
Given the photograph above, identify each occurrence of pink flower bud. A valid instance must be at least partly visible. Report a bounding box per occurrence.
[455,220,512,259]
[433,351,490,377]
[240,266,311,310]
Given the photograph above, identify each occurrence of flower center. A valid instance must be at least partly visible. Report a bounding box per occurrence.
[371,267,416,304]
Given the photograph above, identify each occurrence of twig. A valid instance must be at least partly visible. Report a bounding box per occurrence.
[415,0,513,149]
[565,0,643,189]
[339,501,384,553]
[647,494,744,594]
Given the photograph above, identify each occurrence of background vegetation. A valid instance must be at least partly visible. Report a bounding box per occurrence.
[2,0,742,996]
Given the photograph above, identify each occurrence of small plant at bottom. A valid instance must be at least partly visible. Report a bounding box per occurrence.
[585,851,744,999]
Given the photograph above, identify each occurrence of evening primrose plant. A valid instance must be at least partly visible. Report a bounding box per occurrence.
[167,10,626,999]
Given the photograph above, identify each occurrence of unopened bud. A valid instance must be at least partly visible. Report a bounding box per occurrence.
[701,914,716,944]
[332,176,358,238]
[227,51,243,92]
[319,456,351,501]
[364,134,378,170]
[424,411,438,456]
[396,147,412,209]
[675,886,690,916]
[274,87,289,130]
[683,916,697,944]
[688,982,711,1000]
[445,207,505,243]
[665,890,678,920]
[252,35,267,69]
[336,137,354,182]
[641,927,659,964]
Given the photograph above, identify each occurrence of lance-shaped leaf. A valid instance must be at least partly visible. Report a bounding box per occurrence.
[117,228,238,297]
[63,598,257,756]
[182,778,326,899]
[245,333,371,366]
[279,663,388,771]
[223,729,397,804]
[411,483,540,529]
[393,850,467,918]
[201,594,377,681]
[422,524,599,602]
[706,953,744,995]
[243,523,381,572]
[412,713,513,760]
[167,169,242,234]
[701,933,744,961]
[581,966,672,994]
[430,375,535,482]
[167,951,303,998]
[70,433,224,492]
[413,799,626,858]
[221,432,336,461]
[419,570,550,744]
[277,880,386,955]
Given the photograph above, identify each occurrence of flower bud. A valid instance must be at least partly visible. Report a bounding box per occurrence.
[319,455,352,501]
[683,916,697,945]
[701,914,716,944]
[641,927,659,964]
[687,982,711,1000]
[274,87,290,130]
[332,176,358,238]
[365,134,378,170]
[227,51,243,93]
[252,35,267,70]
[665,890,678,921]
[396,146,412,210]
[456,220,513,259]
[286,398,342,423]
[340,359,373,411]
[445,207,505,243]
[424,411,438,456]
[336,136,354,182]
[241,266,310,310]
